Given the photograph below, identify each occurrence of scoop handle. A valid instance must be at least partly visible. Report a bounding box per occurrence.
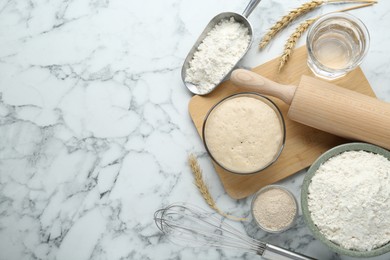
[230,69,296,105]
[242,0,262,17]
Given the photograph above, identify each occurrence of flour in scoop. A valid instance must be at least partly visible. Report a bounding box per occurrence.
[185,17,250,93]
[308,150,390,251]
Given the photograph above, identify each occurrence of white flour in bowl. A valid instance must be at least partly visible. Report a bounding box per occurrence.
[185,17,250,93]
[308,150,390,251]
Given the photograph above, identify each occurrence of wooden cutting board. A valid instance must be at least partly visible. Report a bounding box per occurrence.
[188,46,376,199]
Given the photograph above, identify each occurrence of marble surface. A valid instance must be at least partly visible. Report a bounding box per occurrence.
[0,0,390,259]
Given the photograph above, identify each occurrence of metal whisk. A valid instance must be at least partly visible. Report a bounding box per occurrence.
[154,203,316,260]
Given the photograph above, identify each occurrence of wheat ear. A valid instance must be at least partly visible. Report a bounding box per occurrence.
[259,0,377,49]
[259,0,323,49]
[279,19,316,71]
[188,154,247,221]
[279,2,376,71]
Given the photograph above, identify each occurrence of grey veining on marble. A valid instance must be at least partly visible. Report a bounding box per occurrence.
[0,0,390,259]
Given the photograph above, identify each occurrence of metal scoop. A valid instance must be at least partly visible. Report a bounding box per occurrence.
[181,0,262,95]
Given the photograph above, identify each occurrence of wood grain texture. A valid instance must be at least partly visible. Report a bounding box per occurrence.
[289,75,390,149]
[188,46,376,199]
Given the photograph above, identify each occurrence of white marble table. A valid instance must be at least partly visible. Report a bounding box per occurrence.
[0,0,389,259]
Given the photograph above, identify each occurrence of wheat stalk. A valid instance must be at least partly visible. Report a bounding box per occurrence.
[188,154,247,221]
[279,19,316,71]
[259,0,377,49]
[278,2,376,71]
[259,0,323,49]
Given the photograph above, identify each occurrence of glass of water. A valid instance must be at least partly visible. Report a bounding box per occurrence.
[306,12,370,80]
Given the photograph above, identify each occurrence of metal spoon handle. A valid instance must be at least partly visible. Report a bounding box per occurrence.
[242,0,262,17]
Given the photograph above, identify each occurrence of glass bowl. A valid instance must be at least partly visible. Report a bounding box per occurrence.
[202,92,286,175]
[251,185,298,233]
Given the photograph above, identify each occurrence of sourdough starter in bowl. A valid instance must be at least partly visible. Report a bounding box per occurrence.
[203,93,285,174]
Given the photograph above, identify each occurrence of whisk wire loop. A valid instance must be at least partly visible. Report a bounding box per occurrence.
[154,203,265,254]
[154,203,316,259]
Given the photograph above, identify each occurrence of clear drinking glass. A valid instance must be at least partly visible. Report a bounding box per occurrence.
[306,12,370,80]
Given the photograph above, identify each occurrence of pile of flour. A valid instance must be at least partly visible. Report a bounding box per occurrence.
[185,17,250,93]
[252,187,297,231]
[308,150,390,251]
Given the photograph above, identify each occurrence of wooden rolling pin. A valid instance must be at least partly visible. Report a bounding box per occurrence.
[230,69,390,150]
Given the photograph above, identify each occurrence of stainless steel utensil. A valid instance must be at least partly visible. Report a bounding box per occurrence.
[181,0,262,95]
[154,203,316,260]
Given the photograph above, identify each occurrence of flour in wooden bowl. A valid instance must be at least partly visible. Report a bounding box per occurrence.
[308,150,390,251]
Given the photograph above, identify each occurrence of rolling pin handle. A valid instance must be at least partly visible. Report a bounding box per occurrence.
[230,69,296,105]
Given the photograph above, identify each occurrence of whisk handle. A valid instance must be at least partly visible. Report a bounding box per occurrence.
[262,244,317,260]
